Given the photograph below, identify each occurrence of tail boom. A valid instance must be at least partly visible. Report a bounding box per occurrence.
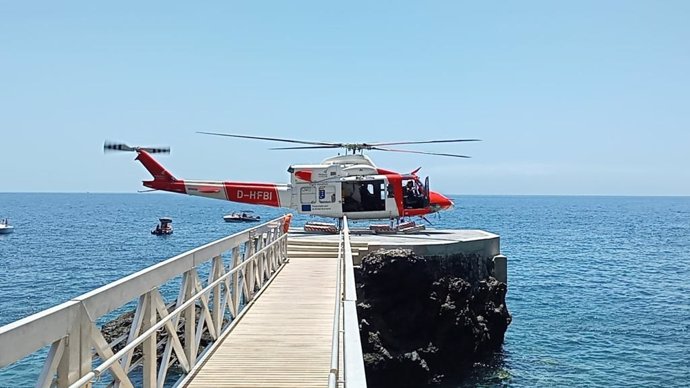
[135,150,288,207]
[185,181,287,207]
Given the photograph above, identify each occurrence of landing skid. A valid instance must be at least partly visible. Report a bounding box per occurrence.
[302,220,426,235]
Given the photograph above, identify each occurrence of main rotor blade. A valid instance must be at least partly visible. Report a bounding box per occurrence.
[370,146,471,158]
[197,132,336,146]
[370,139,481,146]
[269,145,344,150]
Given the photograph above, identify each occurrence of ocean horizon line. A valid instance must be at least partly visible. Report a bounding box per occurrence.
[1,191,689,198]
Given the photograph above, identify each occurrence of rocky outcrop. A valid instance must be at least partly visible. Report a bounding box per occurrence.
[355,248,511,387]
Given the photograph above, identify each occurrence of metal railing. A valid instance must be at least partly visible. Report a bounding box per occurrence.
[0,216,290,388]
[328,216,367,388]
[328,229,344,388]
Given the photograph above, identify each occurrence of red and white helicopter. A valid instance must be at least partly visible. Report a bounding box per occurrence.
[105,133,479,221]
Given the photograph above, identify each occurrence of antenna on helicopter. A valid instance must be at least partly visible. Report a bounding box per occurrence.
[197,132,480,158]
[104,141,170,154]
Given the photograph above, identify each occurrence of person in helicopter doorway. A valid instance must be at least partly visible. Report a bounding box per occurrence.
[403,181,421,208]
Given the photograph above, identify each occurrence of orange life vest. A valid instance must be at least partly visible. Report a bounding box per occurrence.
[282,213,293,233]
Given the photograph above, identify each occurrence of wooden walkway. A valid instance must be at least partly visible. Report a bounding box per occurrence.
[183,240,340,388]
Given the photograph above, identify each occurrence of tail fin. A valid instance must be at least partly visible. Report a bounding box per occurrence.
[136,150,187,193]
[136,150,177,181]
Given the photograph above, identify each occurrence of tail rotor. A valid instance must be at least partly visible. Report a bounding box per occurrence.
[104,141,170,154]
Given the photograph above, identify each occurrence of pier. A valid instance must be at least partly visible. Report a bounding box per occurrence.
[0,216,506,388]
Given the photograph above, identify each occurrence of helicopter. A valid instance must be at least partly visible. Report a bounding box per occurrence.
[104,133,479,221]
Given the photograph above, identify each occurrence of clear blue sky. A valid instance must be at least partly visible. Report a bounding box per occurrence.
[2,1,689,195]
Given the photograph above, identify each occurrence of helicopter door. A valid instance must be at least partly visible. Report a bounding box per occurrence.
[342,180,385,212]
[300,186,316,208]
[341,182,359,212]
[423,176,430,207]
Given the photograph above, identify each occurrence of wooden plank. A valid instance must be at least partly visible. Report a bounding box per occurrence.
[184,246,338,388]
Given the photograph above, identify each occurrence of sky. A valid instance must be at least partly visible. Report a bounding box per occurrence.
[1,1,689,195]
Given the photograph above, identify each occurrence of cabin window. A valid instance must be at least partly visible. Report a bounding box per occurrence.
[300,186,316,204]
[318,185,336,203]
[342,180,385,212]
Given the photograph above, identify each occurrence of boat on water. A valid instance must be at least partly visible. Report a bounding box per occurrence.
[0,218,13,234]
[223,211,261,223]
[151,217,173,235]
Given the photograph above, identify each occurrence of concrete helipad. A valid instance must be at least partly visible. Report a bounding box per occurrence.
[288,228,500,258]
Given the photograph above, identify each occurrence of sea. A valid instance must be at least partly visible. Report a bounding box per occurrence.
[1,193,689,387]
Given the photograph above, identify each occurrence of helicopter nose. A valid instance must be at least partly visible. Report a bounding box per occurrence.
[429,191,454,211]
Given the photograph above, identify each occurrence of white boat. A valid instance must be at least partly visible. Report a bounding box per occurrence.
[223,211,261,223]
[0,218,14,234]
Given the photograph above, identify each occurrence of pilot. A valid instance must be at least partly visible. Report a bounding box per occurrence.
[404,181,417,197]
[404,181,419,208]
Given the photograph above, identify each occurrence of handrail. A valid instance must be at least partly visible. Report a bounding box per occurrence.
[328,229,344,388]
[342,218,358,302]
[69,233,287,388]
[342,217,368,387]
[0,216,290,388]
[328,216,367,388]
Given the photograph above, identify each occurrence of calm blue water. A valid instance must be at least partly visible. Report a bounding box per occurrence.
[1,193,689,387]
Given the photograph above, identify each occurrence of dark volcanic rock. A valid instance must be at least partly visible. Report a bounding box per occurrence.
[356,248,511,387]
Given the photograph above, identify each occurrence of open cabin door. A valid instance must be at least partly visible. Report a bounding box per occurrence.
[423,176,430,207]
[341,180,386,212]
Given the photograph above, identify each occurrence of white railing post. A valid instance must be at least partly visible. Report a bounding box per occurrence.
[118,294,146,381]
[211,255,223,336]
[142,291,157,388]
[77,305,93,388]
[183,271,197,366]
[231,246,241,316]
[36,337,65,388]
[56,316,81,387]
[246,234,256,300]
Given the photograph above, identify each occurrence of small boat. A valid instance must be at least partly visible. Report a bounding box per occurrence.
[151,217,173,235]
[0,218,14,234]
[223,211,261,223]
